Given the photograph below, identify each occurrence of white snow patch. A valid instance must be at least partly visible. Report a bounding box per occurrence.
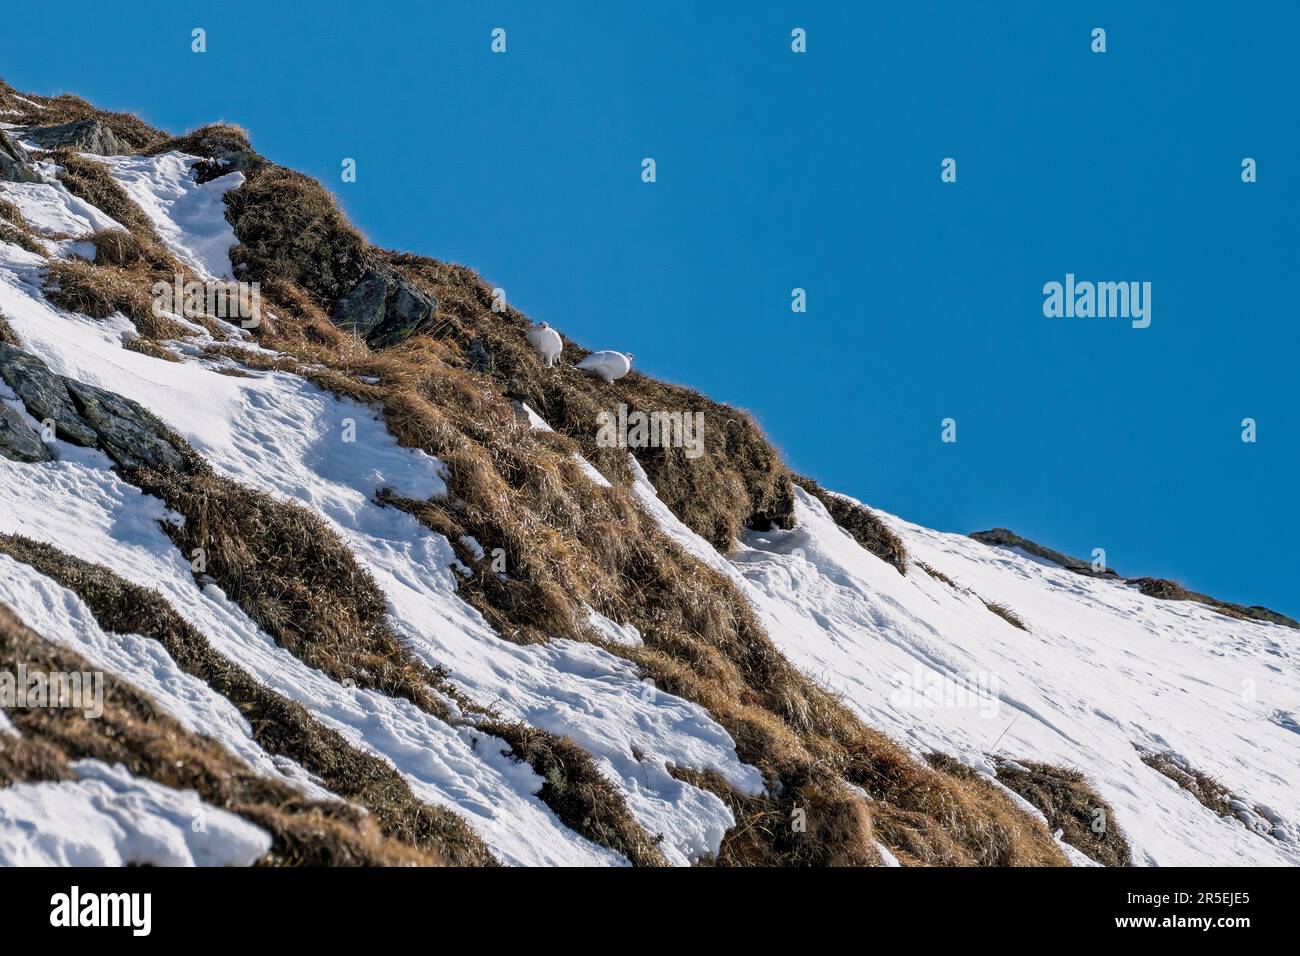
[875,841,902,867]
[573,454,611,488]
[100,151,242,280]
[0,760,271,866]
[585,607,644,648]
[0,180,124,237]
[516,401,552,432]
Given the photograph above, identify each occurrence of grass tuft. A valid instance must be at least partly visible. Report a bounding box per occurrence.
[982,600,1028,631]
[992,757,1131,866]
[1139,749,1234,817]
[44,258,191,341]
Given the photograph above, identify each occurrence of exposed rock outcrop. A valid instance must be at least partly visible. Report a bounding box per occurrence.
[0,343,96,446]
[0,342,186,472]
[0,403,53,462]
[1128,576,1298,629]
[969,527,1121,579]
[971,526,1297,629]
[15,117,127,156]
[0,129,40,183]
[329,266,439,348]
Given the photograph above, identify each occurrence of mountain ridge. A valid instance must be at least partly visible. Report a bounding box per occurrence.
[1,76,1296,867]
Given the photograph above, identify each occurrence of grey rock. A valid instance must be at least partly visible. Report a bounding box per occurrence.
[0,129,40,183]
[330,267,438,349]
[62,379,186,472]
[968,527,1121,579]
[0,342,187,473]
[0,402,53,462]
[15,118,128,156]
[189,134,256,184]
[0,342,97,446]
[465,338,496,374]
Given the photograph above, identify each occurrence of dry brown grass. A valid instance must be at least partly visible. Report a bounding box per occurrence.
[122,335,181,362]
[37,155,206,351]
[0,602,442,865]
[917,561,957,588]
[124,459,462,724]
[147,123,252,158]
[5,101,1071,865]
[0,221,47,257]
[0,309,19,347]
[43,258,192,341]
[983,600,1028,631]
[0,533,497,866]
[1139,749,1235,817]
[87,227,174,271]
[178,137,1071,866]
[919,562,1029,630]
[0,196,35,236]
[386,252,794,553]
[225,160,370,302]
[1138,748,1281,847]
[166,124,799,554]
[0,80,163,151]
[0,732,75,787]
[0,196,25,226]
[673,767,882,866]
[214,341,1066,865]
[992,757,1131,866]
[0,196,48,257]
[129,442,679,864]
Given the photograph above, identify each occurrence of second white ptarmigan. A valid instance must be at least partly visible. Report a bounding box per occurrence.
[575,350,633,383]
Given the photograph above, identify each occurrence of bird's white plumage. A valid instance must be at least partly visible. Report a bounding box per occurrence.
[525,322,563,367]
[575,350,633,383]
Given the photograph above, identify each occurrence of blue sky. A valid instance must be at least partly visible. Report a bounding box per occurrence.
[3,2,1296,616]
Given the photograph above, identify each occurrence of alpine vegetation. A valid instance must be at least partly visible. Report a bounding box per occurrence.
[151,274,261,328]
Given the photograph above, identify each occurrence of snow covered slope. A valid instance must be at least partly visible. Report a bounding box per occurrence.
[2,123,1295,867]
[741,492,1299,865]
[625,452,1299,865]
[0,141,757,866]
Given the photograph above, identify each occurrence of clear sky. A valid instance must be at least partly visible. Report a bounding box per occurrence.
[3,1,1296,616]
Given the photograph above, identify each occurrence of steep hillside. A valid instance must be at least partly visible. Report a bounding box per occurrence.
[1,77,1295,867]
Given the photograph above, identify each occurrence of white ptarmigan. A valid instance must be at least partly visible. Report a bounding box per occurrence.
[525,322,563,368]
[575,350,633,383]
